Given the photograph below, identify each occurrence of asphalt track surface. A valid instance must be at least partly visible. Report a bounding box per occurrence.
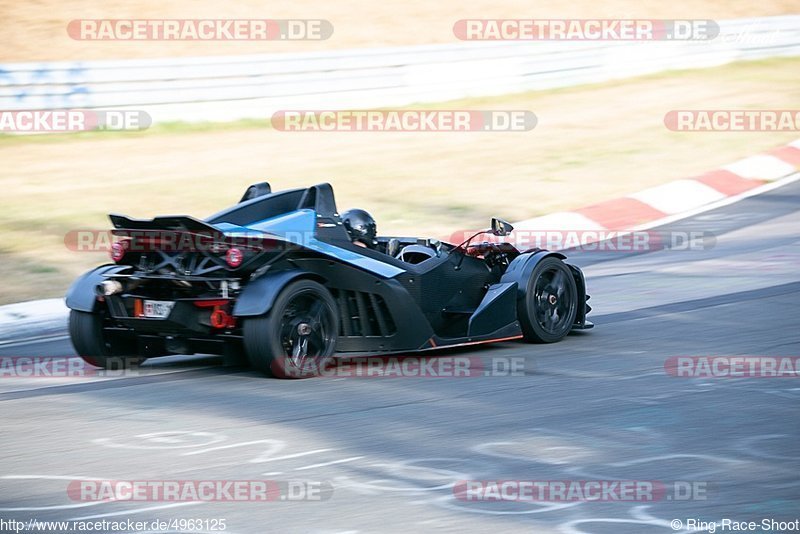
[0,179,798,534]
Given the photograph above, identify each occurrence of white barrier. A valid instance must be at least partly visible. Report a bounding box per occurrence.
[1,16,798,124]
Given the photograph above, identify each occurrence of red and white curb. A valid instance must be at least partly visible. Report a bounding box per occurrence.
[511,139,800,239]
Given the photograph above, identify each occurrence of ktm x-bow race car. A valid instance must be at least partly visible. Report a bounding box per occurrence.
[66,183,592,378]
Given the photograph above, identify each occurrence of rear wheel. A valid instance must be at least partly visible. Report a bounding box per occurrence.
[68,310,141,368]
[518,257,578,343]
[243,280,338,378]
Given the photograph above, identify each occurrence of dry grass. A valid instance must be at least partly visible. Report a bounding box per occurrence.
[1,0,799,62]
[1,56,798,304]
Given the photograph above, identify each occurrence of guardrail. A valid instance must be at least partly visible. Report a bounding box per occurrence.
[1,16,798,124]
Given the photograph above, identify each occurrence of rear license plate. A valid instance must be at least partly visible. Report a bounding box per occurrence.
[140,300,175,319]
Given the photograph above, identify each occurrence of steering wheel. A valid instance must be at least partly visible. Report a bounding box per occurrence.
[396,244,437,264]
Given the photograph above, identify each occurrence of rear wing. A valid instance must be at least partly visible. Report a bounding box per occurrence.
[109,214,223,236]
[108,214,282,255]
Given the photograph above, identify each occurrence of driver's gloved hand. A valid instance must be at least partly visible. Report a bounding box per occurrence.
[386,238,400,257]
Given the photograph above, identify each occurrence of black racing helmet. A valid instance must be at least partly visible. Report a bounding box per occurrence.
[341,208,377,246]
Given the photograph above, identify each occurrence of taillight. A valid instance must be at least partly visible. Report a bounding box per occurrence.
[225,247,243,268]
[110,241,127,262]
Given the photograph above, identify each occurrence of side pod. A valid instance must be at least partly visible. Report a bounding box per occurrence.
[467,282,519,337]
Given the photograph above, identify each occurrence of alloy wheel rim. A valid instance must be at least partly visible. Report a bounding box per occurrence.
[533,267,575,335]
[279,291,334,369]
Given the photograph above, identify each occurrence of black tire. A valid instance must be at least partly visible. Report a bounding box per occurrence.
[518,257,578,343]
[68,309,141,368]
[243,279,339,378]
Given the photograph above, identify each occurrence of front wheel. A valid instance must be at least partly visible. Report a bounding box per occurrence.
[518,257,578,343]
[68,310,141,368]
[243,279,339,378]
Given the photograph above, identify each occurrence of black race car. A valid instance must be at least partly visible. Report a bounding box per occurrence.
[66,183,592,378]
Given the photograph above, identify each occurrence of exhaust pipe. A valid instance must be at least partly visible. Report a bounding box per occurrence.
[95,280,124,297]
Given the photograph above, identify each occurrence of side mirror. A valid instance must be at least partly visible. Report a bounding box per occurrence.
[491,217,514,236]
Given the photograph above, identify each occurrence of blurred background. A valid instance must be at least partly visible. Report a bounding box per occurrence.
[0,0,798,305]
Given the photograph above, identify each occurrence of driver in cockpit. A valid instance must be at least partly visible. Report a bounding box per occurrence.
[340,209,377,249]
[341,208,438,263]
